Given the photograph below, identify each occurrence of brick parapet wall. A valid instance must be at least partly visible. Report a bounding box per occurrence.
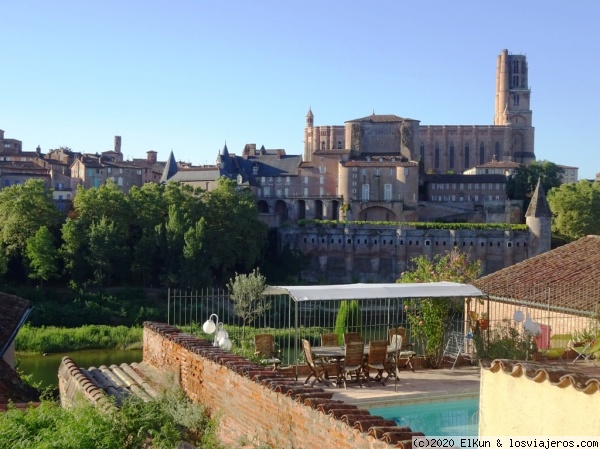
[143,321,420,449]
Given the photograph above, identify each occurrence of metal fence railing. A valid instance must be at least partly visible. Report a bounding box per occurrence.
[167,288,469,366]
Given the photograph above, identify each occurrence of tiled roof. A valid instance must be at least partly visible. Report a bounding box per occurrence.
[170,168,222,182]
[424,173,507,183]
[238,154,302,177]
[346,113,409,123]
[0,292,32,357]
[59,357,158,407]
[0,291,37,407]
[0,161,50,172]
[482,359,600,395]
[343,160,417,168]
[0,359,40,406]
[79,155,103,168]
[474,160,522,169]
[313,149,350,155]
[473,235,600,313]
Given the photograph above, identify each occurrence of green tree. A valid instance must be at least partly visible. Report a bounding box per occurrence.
[182,218,211,289]
[228,268,270,340]
[397,249,482,367]
[547,180,600,240]
[201,178,268,285]
[25,226,60,285]
[128,183,168,286]
[86,218,129,286]
[506,160,564,204]
[61,181,131,287]
[0,179,60,257]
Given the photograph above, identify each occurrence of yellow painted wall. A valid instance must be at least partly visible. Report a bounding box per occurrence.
[479,368,600,436]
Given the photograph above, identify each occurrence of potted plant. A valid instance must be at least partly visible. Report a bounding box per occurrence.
[479,312,490,331]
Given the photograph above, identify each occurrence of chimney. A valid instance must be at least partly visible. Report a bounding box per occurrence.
[114,136,122,154]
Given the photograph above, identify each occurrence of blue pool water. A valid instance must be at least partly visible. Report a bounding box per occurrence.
[370,397,479,437]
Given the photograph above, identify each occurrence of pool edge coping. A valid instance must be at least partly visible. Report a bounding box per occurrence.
[359,390,480,409]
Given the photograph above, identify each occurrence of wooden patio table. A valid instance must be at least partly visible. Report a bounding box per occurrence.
[311,344,401,386]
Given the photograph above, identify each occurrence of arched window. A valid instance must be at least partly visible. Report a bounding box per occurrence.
[494,142,500,161]
[464,143,470,169]
[434,142,440,169]
[479,143,485,165]
[420,143,425,162]
[513,94,520,106]
[449,143,455,169]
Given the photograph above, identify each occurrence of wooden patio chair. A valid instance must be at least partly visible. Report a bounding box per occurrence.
[301,339,330,386]
[389,327,411,351]
[388,334,417,375]
[339,341,366,389]
[343,332,362,346]
[388,328,416,372]
[254,334,281,371]
[321,333,339,347]
[366,340,389,386]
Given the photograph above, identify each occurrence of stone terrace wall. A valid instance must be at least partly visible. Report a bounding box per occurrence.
[143,322,422,449]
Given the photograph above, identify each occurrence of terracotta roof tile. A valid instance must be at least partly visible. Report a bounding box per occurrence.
[346,114,412,123]
[482,359,600,395]
[0,292,32,356]
[473,236,600,313]
[0,359,40,405]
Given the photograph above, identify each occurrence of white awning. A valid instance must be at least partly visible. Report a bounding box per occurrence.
[265,282,484,302]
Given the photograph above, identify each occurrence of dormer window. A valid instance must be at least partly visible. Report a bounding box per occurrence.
[252,165,258,175]
[366,156,371,162]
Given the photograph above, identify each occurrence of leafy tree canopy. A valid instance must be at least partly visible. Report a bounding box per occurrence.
[547,180,600,241]
[506,160,564,202]
[397,249,482,366]
[25,226,60,284]
[0,179,60,256]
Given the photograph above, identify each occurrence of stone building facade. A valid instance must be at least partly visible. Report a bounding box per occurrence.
[304,50,535,175]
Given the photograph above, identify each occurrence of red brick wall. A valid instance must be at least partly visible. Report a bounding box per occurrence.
[143,322,414,449]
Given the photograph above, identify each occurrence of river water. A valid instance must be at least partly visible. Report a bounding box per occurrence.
[17,349,143,389]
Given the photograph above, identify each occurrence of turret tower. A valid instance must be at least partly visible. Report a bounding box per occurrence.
[525,179,552,256]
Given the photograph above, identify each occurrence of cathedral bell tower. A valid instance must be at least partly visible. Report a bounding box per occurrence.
[304,107,314,162]
[494,49,535,164]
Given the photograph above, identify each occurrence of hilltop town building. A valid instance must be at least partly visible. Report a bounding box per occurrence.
[0,50,579,280]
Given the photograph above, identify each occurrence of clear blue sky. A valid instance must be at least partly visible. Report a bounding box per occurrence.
[2,1,599,179]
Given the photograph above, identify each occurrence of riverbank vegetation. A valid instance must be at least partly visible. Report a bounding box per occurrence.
[0,389,224,449]
[3,286,165,328]
[16,324,142,354]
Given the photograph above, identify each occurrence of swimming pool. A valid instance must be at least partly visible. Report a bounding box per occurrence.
[369,396,479,437]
